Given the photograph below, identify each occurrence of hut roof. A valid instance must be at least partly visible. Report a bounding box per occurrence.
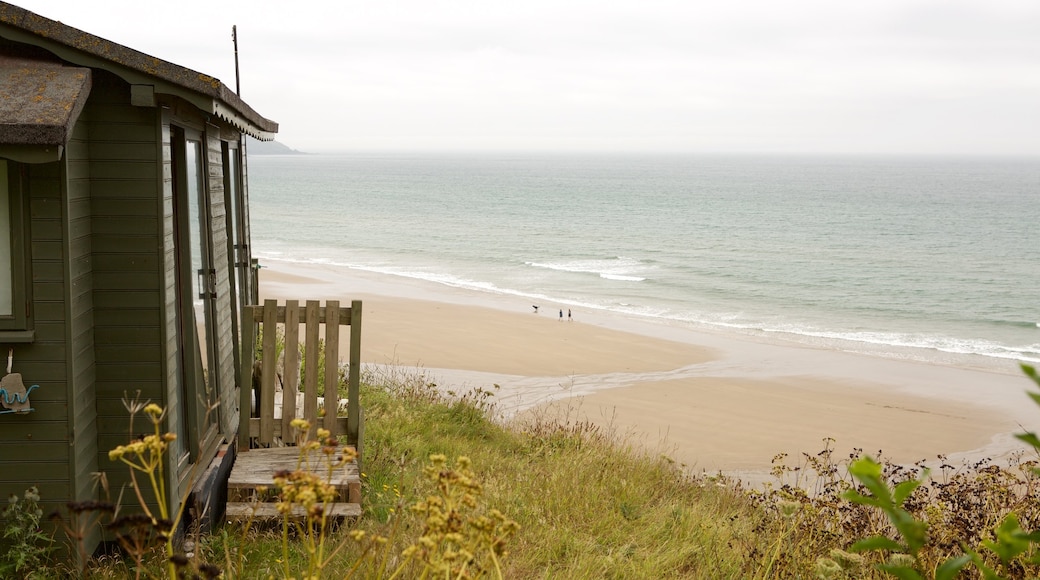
[0,1,278,142]
[0,54,91,146]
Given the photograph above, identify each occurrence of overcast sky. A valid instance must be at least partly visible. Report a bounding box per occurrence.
[12,0,1040,155]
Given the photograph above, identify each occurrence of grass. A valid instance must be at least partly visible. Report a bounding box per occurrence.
[354,367,771,578]
[8,364,1040,578]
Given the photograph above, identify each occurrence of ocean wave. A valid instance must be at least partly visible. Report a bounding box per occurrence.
[527,256,650,282]
[632,306,1040,363]
[755,326,1040,363]
[990,319,1040,329]
[256,254,609,310]
[254,252,1039,364]
[600,273,646,282]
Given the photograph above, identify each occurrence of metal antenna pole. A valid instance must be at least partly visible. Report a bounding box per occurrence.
[232,25,241,96]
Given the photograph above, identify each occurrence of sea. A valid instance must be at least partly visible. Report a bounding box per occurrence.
[246,153,1040,371]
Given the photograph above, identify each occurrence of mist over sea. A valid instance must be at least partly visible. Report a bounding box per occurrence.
[247,153,1040,370]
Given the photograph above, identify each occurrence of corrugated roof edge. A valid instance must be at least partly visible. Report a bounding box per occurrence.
[0,1,278,137]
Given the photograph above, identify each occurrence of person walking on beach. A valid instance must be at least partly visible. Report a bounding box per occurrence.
[559,309,563,321]
[568,309,572,322]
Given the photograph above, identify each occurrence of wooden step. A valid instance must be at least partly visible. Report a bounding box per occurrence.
[226,502,361,520]
[230,446,360,499]
[227,445,362,520]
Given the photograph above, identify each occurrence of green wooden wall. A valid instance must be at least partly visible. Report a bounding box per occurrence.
[64,106,100,553]
[0,66,251,556]
[87,73,166,489]
[0,160,72,520]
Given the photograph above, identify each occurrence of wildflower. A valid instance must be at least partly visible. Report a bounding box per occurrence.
[143,403,164,418]
[829,548,864,570]
[887,553,916,568]
[779,500,801,519]
[815,557,842,579]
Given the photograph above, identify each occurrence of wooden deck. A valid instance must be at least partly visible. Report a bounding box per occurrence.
[226,446,361,521]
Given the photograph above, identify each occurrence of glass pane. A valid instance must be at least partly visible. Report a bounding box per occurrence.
[227,151,244,309]
[185,141,210,386]
[0,161,11,317]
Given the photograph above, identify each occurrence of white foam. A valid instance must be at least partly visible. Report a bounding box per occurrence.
[600,273,646,282]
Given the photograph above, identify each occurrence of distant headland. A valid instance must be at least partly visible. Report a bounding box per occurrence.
[247,136,306,155]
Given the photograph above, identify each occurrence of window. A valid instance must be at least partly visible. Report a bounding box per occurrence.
[170,125,221,460]
[0,159,31,336]
[222,142,248,311]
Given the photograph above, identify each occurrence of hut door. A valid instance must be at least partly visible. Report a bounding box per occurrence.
[171,127,220,459]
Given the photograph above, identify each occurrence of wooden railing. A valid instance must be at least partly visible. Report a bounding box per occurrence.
[238,299,363,455]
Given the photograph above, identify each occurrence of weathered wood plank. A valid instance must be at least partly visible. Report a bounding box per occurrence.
[282,300,300,438]
[303,301,320,437]
[225,502,360,520]
[238,305,257,452]
[260,299,278,445]
[30,220,62,241]
[0,442,68,462]
[247,417,348,440]
[90,198,158,217]
[324,300,340,440]
[92,218,158,236]
[248,305,352,324]
[228,445,358,489]
[92,253,159,272]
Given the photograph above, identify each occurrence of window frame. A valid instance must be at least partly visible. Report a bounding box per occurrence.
[0,159,33,340]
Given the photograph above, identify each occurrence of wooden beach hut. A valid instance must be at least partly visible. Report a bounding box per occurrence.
[0,2,277,553]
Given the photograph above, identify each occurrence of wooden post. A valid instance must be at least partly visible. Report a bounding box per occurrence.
[282,300,300,438]
[347,300,362,449]
[259,299,278,445]
[238,304,256,451]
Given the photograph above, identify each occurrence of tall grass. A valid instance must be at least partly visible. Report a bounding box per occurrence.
[9,364,1040,578]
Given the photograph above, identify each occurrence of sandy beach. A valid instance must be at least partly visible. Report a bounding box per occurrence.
[258,259,1038,478]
